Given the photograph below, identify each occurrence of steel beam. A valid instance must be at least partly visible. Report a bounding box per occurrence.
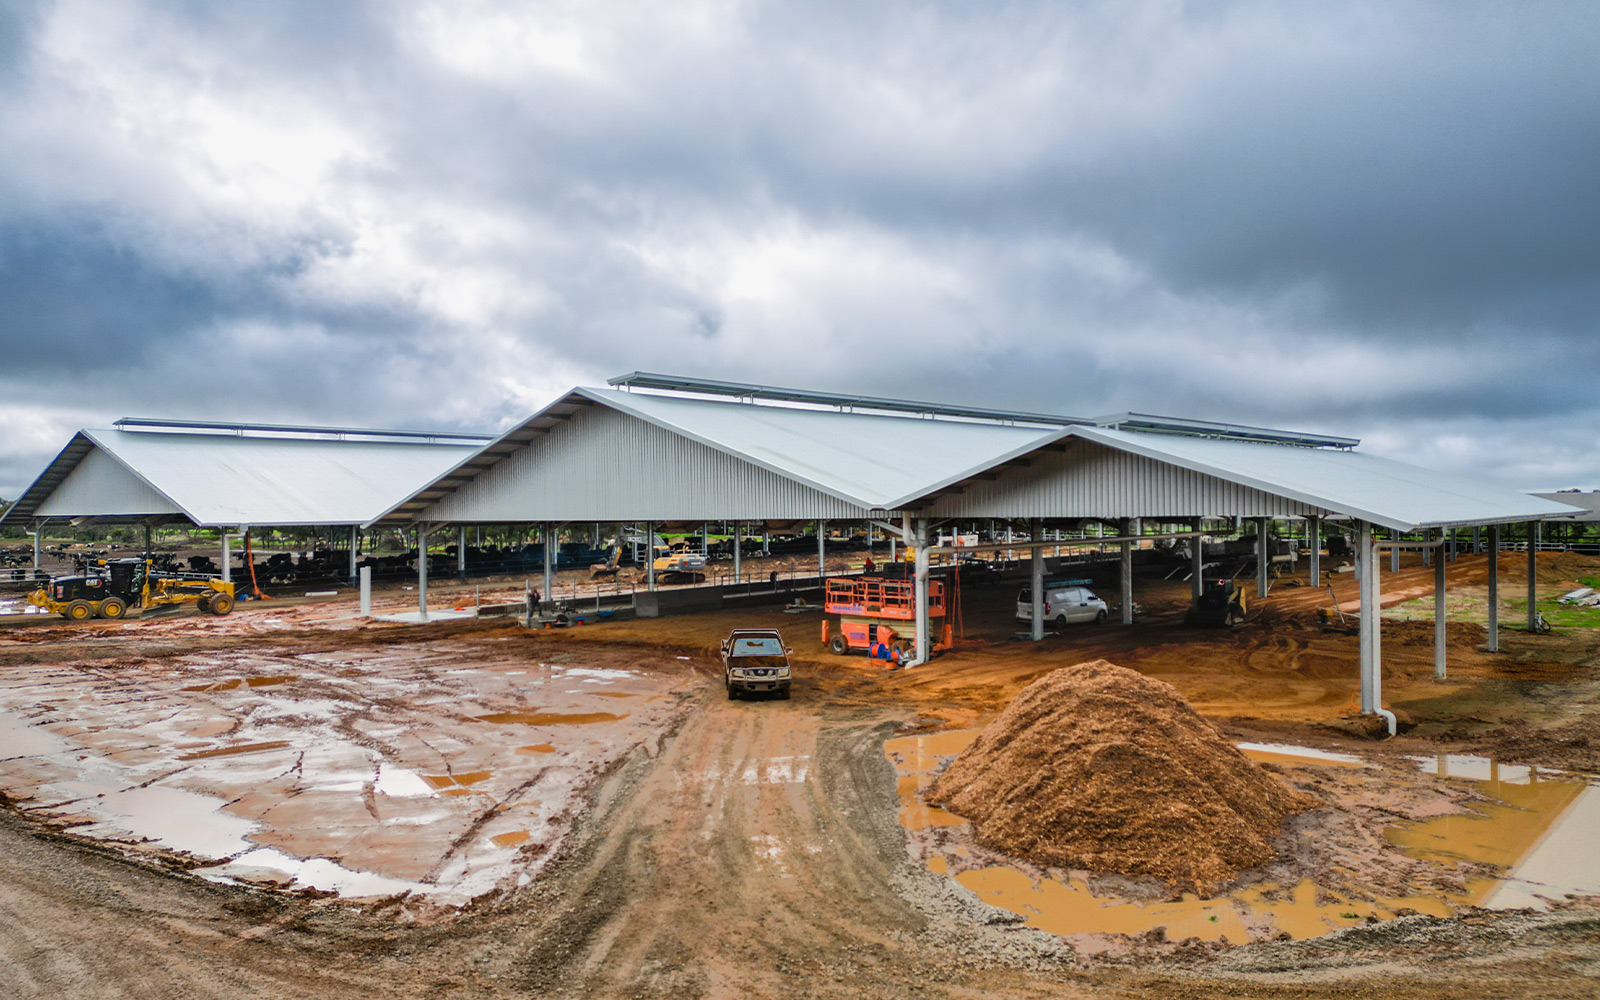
[1487,524,1500,652]
[1434,528,1447,680]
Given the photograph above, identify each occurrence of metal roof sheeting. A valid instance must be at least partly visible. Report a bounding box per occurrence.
[4,428,485,527]
[1533,491,1600,522]
[1064,428,1585,531]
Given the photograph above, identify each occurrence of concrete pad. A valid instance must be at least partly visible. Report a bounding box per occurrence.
[373,609,479,624]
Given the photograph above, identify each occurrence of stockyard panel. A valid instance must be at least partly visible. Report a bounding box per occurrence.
[420,403,878,523]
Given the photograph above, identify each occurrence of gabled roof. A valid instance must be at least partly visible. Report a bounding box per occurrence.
[1533,491,1600,522]
[1,426,488,528]
[369,387,1067,523]
[1060,427,1584,532]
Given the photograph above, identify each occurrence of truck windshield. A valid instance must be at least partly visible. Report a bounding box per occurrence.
[732,636,784,655]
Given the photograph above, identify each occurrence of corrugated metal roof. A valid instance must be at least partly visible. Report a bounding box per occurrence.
[1533,491,1600,522]
[1059,428,1585,531]
[2,428,485,527]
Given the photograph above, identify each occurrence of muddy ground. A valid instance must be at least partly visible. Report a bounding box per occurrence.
[2,551,1599,997]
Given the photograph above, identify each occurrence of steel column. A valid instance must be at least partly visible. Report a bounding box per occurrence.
[733,522,742,583]
[647,521,656,591]
[32,523,40,570]
[348,525,359,584]
[1448,527,1457,562]
[458,526,467,580]
[817,520,826,578]
[1030,518,1044,641]
[1390,530,1400,572]
[1358,521,1378,713]
[143,524,152,557]
[1527,520,1538,632]
[417,523,429,622]
[913,519,930,664]
[221,531,231,584]
[1256,517,1269,598]
[1434,529,1447,680]
[1191,521,1204,600]
[1487,525,1500,652]
[1308,516,1321,587]
[1121,517,1135,625]
[543,525,555,609]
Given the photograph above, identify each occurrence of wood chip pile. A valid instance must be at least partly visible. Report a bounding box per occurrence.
[927,659,1313,892]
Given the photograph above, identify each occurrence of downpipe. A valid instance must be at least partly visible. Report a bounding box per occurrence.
[1375,707,1397,737]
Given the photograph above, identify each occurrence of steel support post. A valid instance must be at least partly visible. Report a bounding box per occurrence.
[359,565,372,616]
[1358,521,1378,713]
[143,524,152,557]
[348,525,359,584]
[417,524,429,622]
[1256,517,1270,598]
[1191,521,1204,600]
[1487,524,1500,652]
[1308,516,1321,588]
[1527,520,1538,632]
[1473,526,1481,555]
[543,525,555,610]
[913,519,930,664]
[733,522,742,583]
[817,520,826,579]
[1121,517,1135,625]
[32,523,41,570]
[1434,529,1448,680]
[1390,530,1400,572]
[1030,518,1044,641]
[221,530,231,584]
[647,521,656,591]
[1448,527,1457,562]
[458,526,467,580]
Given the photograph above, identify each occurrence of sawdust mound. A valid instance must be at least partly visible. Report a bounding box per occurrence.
[927,660,1313,892]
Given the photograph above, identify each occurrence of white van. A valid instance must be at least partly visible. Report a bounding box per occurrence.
[1016,583,1108,627]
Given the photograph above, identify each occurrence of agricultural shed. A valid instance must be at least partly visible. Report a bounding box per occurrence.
[379,374,1584,732]
[1,418,491,582]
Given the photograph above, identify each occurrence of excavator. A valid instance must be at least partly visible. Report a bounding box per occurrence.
[28,557,235,620]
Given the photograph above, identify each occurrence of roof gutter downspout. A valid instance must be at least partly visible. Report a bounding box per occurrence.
[1357,520,1397,737]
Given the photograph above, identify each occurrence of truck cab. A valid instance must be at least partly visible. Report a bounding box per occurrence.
[1015,581,1109,627]
[720,629,794,700]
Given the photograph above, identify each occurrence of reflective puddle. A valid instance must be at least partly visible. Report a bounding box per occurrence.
[474,711,626,726]
[884,731,1600,943]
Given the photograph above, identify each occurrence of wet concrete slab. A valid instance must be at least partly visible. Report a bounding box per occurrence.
[0,628,692,909]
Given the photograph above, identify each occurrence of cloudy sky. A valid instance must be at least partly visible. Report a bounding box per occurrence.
[1,0,1597,499]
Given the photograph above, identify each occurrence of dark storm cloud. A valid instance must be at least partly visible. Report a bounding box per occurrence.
[0,0,1597,497]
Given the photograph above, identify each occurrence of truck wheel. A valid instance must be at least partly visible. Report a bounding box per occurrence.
[208,593,234,615]
[779,686,791,700]
[99,598,127,620]
[195,596,212,614]
[828,633,847,655]
[726,682,739,701]
[66,600,93,621]
[1225,606,1242,627]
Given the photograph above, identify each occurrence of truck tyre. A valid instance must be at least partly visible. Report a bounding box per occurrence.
[779,686,791,700]
[195,596,212,613]
[726,682,739,701]
[828,632,847,655]
[208,593,234,615]
[99,598,127,620]
[66,600,94,621]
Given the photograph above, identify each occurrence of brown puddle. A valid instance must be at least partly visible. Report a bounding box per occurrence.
[595,692,636,699]
[884,730,1599,943]
[179,740,292,760]
[517,744,557,754]
[491,830,531,848]
[475,711,626,726]
[181,675,298,692]
[422,770,494,789]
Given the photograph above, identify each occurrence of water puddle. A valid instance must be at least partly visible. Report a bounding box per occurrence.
[181,675,298,692]
[491,830,531,848]
[474,711,626,726]
[518,744,558,754]
[179,740,292,761]
[885,729,1600,943]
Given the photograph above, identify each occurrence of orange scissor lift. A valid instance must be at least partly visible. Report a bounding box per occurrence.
[821,576,953,660]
